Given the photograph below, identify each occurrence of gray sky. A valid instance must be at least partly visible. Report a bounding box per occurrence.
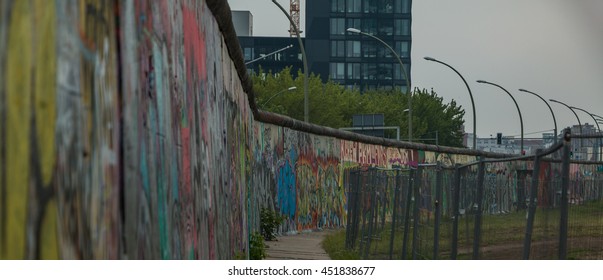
[228,0,603,138]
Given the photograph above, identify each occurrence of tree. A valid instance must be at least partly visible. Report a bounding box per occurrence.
[251,68,466,148]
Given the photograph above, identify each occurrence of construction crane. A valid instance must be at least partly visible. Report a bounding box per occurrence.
[288,0,302,37]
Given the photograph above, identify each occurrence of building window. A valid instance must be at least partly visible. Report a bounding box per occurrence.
[362,18,377,35]
[330,62,345,80]
[347,63,361,79]
[347,18,361,33]
[330,18,346,35]
[378,63,393,80]
[394,19,410,36]
[362,63,377,80]
[393,63,409,81]
[378,19,393,36]
[379,0,393,13]
[346,40,361,57]
[363,0,377,13]
[331,40,345,57]
[377,41,394,58]
[395,41,409,57]
[331,0,345,13]
[394,0,410,13]
[346,0,361,13]
[362,41,377,58]
[244,47,253,61]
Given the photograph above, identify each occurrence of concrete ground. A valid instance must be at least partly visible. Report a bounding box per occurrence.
[264,230,334,260]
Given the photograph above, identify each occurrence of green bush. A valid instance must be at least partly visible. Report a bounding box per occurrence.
[260,207,285,241]
[249,231,266,260]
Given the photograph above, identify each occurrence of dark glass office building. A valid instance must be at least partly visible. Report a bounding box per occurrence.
[237,0,412,92]
[238,36,304,76]
[307,0,412,92]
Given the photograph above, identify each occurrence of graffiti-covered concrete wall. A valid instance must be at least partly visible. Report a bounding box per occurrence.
[0,0,122,260]
[119,0,253,260]
[249,122,479,234]
[1,0,253,260]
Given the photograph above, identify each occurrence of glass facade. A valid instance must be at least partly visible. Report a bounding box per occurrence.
[319,0,412,91]
[238,37,304,77]
[238,1,412,93]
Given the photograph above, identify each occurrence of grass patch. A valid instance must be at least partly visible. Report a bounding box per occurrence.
[322,229,360,260]
[323,200,603,259]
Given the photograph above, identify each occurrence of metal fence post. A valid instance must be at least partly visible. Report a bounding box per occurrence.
[345,170,355,249]
[389,170,400,259]
[347,169,361,250]
[412,166,423,259]
[434,162,443,259]
[523,150,541,259]
[364,179,376,259]
[559,130,571,259]
[380,174,388,234]
[401,169,414,259]
[451,165,461,259]
[473,159,486,260]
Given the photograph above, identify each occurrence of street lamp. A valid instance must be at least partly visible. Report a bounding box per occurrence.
[570,106,601,161]
[519,89,558,142]
[346,27,412,142]
[261,86,297,107]
[424,57,477,150]
[570,106,600,133]
[477,80,524,155]
[549,99,582,135]
[271,0,309,123]
[550,99,583,159]
[245,44,294,65]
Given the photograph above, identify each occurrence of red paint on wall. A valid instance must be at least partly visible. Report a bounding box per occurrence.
[182,6,207,84]
[181,127,191,194]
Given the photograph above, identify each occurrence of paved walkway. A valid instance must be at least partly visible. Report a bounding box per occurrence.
[265,230,333,260]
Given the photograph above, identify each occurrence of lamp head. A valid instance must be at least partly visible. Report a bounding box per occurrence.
[287,86,297,91]
[518,89,528,93]
[346,28,361,34]
[423,56,436,61]
[476,80,487,84]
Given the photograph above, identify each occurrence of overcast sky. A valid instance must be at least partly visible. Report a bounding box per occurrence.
[228,0,603,138]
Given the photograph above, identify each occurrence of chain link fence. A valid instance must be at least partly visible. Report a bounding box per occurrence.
[344,131,603,259]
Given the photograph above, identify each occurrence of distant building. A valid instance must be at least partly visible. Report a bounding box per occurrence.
[233,0,413,92]
[569,123,600,161]
[475,135,545,155]
[232,11,253,36]
[306,0,412,91]
[238,36,304,76]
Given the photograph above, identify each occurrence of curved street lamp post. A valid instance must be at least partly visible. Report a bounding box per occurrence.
[261,86,297,107]
[570,106,601,161]
[424,57,477,150]
[271,0,309,122]
[570,106,600,133]
[549,99,582,134]
[550,99,583,159]
[477,80,524,155]
[347,28,412,142]
[519,89,558,143]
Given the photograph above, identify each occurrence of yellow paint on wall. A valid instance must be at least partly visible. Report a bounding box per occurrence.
[34,0,58,259]
[34,0,57,188]
[39,199,59,259]
[4,0,32,260]
[2,0,59,259]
